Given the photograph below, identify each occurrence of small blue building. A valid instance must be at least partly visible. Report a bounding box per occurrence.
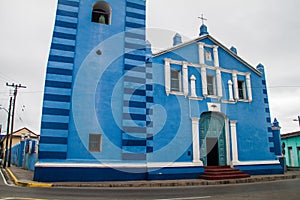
[34,0,283,182]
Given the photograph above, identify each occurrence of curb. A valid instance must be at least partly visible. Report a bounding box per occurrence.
[3,167,300,188]
[5,168,52,188]
[52,174,298,188]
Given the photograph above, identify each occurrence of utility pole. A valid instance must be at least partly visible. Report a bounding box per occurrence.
[3,97,12,168]
[6,83,26,167]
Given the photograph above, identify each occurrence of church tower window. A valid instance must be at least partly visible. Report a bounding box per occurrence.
[92,1,112,25]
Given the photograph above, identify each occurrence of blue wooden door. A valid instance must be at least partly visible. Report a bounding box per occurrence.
[200,112,226,166]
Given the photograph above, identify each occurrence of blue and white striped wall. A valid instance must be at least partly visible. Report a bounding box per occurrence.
[39,0,80,160]
[40,0,154,161]
[121,0,153,161]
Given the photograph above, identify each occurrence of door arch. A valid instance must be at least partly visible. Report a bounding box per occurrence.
[200,112,227,166]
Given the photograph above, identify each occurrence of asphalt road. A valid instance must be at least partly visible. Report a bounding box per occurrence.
[1,170,300,200]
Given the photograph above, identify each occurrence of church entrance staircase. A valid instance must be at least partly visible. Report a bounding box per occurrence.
[200,166,250,180]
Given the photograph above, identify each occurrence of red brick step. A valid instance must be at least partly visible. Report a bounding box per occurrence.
[200,166,250,180]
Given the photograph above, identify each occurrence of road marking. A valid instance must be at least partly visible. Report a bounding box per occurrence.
[0,169,11,186]
[154,196,211,200]
[0,169,19,188]
[0,198,49,200]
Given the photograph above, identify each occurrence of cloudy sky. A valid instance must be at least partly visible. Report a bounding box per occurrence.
[0,0,299,134]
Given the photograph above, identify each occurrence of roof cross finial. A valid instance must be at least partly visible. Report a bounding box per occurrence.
[198,14,207,25]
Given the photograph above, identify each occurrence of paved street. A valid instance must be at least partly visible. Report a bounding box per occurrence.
[1,169,300,200]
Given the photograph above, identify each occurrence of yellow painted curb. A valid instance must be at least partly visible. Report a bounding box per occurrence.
[6,168,52,188]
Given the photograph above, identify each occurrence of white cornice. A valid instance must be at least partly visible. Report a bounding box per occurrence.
[232,160,280,166]
[153,35,262,76]
[35,162,203,168]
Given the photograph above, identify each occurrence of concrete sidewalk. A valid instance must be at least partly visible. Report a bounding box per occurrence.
[2,165,300,188]
[3,165,52,187]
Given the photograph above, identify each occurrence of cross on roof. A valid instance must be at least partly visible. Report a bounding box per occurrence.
[198,14,207,25]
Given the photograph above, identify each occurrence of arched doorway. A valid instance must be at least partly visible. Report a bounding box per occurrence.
[200,112,227,166]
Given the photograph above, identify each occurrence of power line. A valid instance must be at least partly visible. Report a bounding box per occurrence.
[0,72,18,83]
[18,90,43,94]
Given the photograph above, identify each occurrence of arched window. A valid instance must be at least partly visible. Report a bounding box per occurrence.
[92,1,112,25]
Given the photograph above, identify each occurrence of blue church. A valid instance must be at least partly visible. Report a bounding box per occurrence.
[34,0,283,182]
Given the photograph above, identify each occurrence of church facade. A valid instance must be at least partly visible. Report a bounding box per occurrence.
[34,0,283,182]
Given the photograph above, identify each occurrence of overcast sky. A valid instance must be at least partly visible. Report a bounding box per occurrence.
[0,0,299,135]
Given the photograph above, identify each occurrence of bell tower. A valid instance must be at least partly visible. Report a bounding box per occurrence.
[37,0,153,178]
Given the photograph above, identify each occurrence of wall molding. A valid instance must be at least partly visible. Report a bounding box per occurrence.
[35,162,204,168]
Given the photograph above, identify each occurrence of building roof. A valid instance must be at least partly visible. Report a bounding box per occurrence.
[1,127,39,140]
[281,131,300,139]
[153,34,262,76]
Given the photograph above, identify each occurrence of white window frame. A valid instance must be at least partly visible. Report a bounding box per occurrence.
[164,59,188,96]
[230,72,253,103]
[198,42,219,67]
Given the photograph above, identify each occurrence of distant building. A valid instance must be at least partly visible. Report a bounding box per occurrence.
[34,0,283,182]
[1,127,39,149]
[1,127,39,165]
[281,131,300,167]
